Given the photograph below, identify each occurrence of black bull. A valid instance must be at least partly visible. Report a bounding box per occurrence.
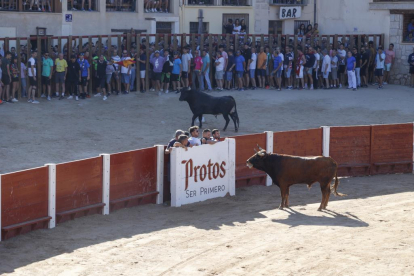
[247,148,346,211]
[179,89,240,132]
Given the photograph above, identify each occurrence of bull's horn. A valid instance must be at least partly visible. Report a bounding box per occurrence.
[254,148,258,153]
[257,144,264,150]
[257,151,265,156]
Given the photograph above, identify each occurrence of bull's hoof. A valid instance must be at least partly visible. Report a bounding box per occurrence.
[317,208,323,211]
[278,205,284,210]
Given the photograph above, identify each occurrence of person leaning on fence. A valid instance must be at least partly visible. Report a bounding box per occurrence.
[173,135,190,151]
[77,52,90,100]
[188,126,201,146]
[211,129,220,141]
[165,129,184,154]
[284,45,294,90]
[201,129,217,145]
[67,54,81,101]
[55,53,68,100]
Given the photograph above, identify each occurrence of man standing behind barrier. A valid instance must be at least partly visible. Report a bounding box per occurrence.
[150,50,165,94]
[138,48,147,93]
[55,53,68,100]
[384,44,395,85]
[201,49,212,91]
[346,51,357,91]
[212,129,221,141]
[408,47,414,88]
[28,51,40,104]
[67,54,80,101]
[77,53,90,100]
[121,50,132,94]
[375,47,386,90]
[165,129,185,154]
[1,51,11,103]
[41,52,53,101]
[181,47,191,90]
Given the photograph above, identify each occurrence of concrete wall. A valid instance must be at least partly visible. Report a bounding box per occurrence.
[0,0,180,38]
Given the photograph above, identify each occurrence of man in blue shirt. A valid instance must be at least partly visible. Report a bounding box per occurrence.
[201,49,212,91]
[77,53,90,99]
[235,50,245,91]
[272,49,283,90]
[346,51,357,91]
[171,51,182,93]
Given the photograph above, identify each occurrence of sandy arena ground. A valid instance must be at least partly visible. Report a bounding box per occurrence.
[0,85,413,275]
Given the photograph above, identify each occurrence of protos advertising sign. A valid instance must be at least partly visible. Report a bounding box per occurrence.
[279,6,301,20]
[170,138,235,207]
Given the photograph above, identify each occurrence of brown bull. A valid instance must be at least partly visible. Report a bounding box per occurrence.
[246,146,346,211]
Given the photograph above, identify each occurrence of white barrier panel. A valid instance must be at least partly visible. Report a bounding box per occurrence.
[171,138,236,207]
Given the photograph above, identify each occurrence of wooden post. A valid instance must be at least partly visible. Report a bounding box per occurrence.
[208,34,213,84]
[136,34,141,92]
[98,36,102,56]
[173,34,177,51]
[107,35,111,60]
[164,34,168,50]
[181,33,186,51]
[373,35,377,50]
[27,36,31,61]
[226,34,230,51]
[127,33,131,54]
[261,34,264,49]
[117,35,122,56]
[269,35,274,50]
[78,36,83,54]
[342,35,346,48]
[327,35,331,51]
[154,34,158,51]
[36,36,42,97]
[333,34,338,49]
[68,35,73,59]
[234,34,239,54]
[200,34,204,52]
[381,33,385,48]
[252,34,256,49]
[58,36,62,54]
[145,34,150,92]
[350,35,355,50]
[88,36,93,95]
[294,35,298,83]
[191,33,195,51]
[277,34,281,48]
[16,38,22,100]
[4,37,9,52]
[358,35,362,51]
[301,35,305,50]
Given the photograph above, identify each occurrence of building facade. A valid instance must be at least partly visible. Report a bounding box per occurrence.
[0,0,179,38]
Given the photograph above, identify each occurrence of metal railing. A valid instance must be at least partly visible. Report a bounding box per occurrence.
[270,0,307,5]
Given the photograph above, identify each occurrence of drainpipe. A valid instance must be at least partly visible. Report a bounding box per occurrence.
[313,0,317,24]
[198,9,204,44]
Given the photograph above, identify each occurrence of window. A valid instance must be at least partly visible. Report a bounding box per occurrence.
[269,20,283,35]
[294,20,310,35]
[190,22,209,34]
[222,0,250,6]
[271,0,306,4]
[1,0,61,12]
[68,0,98,11]
[222,14,249,34]
[106,0,135,11]
[144,0,171,13]
[187,0,213,5]
[403,14,414,42]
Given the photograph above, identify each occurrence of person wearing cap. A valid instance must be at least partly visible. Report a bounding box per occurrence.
[150,50,166,94]
[171,51,182,93]
[77,52,90,99]
[66,54,81,100]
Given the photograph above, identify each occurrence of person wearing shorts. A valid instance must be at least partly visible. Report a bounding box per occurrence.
[77,53,90,99]
[295,47,306,90]
[321,49,331,89]
[1,51,12,103]
[55,53,68,100]
[284,45,294,89]
[304,47,315,89]
[384,44,395,85]
[67,54,80,100]
[121,50,132,94]
[161,50,173,94]
[234,50,245,91]
[271,49,283,90]
[138,48,146,92]
[41,52,53,100]
[375,47,385,89]
[214,52,225,90]
[181,47,191,89]
[171,51,182,92]
[330,49,339,88]
[27,50,39,103]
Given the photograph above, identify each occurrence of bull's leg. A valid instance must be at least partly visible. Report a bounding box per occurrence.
[279,185,287,210]
[284,186,290,208]
[198,115,203,128]
[318,181,330,211]
[191,114,198,127]
[230,113,238,132]
[222,113,230,131]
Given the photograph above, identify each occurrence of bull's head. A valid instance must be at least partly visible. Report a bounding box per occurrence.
[246,145,269,171]
[178,88,192,102]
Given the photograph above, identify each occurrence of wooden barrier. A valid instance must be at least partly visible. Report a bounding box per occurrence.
[163,150,171,202]
[1,166,50,240]
[109,147,158,212]
[370,123,413,175]
[273,128,322,157]
[330,126,371,177]
[55,157,104,224]
[229,133,267,188]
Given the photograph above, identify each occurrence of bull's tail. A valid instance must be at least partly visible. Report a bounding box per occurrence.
[229,96,240,129]
[332,171,347,197]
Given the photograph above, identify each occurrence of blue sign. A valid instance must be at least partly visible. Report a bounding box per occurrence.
[65,14,72,22]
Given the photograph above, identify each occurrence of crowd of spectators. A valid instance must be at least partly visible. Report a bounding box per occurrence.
[165,127,221,153]
[144,0,169,13]
[0,29,401,105]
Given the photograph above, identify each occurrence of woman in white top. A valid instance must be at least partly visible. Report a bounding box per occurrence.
[233,19,241,35]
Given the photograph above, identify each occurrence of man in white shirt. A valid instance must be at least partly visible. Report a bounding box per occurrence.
[313,46,321,89]
[321,49,331,89]
[121,50,132,94]
[215,52,225,91]
[249,47,257,89]
[28,51,40,104]
[375,47,386,89]
[188,126,201,146]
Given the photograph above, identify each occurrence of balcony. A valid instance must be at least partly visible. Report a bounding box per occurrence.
[270,0,308,5]
[370,0,414,10]
[185,0,252,6]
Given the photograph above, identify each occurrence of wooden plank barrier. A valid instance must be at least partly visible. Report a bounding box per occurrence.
[55,157,104,224]
[330,126,371,177]
[273,128,322,157]
[163,149,171,202]
[228,133,267,188]
[109,147,158,212]
[370,123,413,175]
[1,166,50,240]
